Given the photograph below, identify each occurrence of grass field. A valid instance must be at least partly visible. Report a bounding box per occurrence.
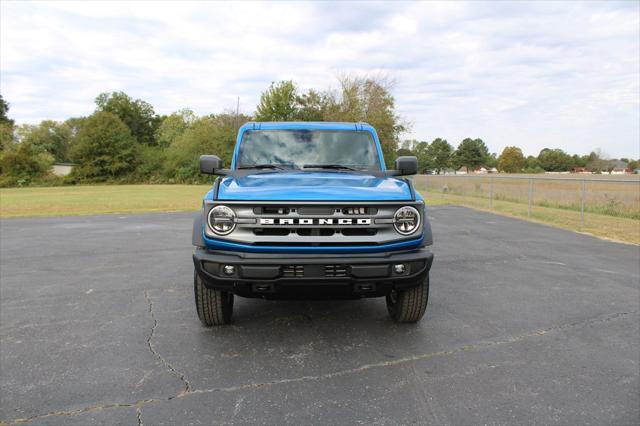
[0,185,210,218]
[1,182,638,244]
[415,175,640,245]
[421,192,639,245]
[415,175,640,219]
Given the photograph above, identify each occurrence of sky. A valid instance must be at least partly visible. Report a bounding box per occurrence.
[1,1,638,158]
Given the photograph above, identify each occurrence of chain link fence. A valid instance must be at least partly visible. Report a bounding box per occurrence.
[413,174,640,243]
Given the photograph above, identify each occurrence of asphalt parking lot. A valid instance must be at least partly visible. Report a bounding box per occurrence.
[1,205,638,425]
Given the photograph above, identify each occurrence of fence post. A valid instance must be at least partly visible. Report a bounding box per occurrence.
[528,178,533,217]
[489,175,494,209]
[426,175,430,197]
[443,174,447,200]
[580,179,585,227]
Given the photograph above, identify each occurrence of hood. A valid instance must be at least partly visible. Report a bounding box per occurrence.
[216,171,412,201]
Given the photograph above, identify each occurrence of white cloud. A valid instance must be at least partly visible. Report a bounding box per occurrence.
[0,0,638,157]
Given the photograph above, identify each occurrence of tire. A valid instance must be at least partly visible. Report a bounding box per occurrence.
[194,270,234,326]
[386,275,429,323]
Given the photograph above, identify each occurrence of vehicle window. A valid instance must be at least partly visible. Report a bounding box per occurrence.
[236,130,381,170]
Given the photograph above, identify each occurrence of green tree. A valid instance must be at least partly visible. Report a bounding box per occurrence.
[254,77,407,167]
[413,141,430,172]
[396,148,413,157]
[522,156,543,173]
[498,146,525,173]
[454,138,489,172]
[95,92,159,145]
[486,153,498,169]
[524,155,539,168]
[70,112,137,180]
[164,113,250,182]
[324,76,407,168]
[537,148,573,171]
[0,94,15,155]
[426,138,453,174]
[399,139,416,151]
[295,89,329,121]
[0,140,54,184]
[155,109,196,148]
[572,154,589,168]
[62,117,87,162]
[0,94,14,126]
[64,117,86,137]
[134,144,165,181]
[254,81,298,121]
[16,120,72,162]
[0,122,13,153]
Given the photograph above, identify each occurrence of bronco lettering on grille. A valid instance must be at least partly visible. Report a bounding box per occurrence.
[259,218,372,226]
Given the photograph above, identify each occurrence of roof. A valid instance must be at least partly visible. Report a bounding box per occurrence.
[611,160,628,168]
[239,121,376,132]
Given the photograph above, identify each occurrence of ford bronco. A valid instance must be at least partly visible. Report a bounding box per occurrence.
[192,122,434,325]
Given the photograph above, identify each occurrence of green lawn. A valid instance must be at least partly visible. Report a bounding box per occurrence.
[1,184,638,245]
[0,185,210,218]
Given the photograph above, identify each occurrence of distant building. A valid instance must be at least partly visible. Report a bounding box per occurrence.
[610,167,629,175]
[456,167,468,175]
[51,163,75,176]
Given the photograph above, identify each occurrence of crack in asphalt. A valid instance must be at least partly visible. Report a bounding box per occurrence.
[184,310,638,396]
[136,407,144,426]
[3,309,636,425]
[143,290,192,395]
[2,400,152,426]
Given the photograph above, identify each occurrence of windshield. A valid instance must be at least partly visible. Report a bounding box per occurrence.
[236,130,381,170]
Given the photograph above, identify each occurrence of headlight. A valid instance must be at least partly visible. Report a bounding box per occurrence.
[393,206,420,235]
[208,205,236,235]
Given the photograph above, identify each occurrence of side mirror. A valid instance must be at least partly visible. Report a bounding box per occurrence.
[394,156,418,176]
[200,155,223,174]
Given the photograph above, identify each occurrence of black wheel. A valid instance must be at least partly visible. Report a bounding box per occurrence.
[194,270,234,326]
[386,275,429,323]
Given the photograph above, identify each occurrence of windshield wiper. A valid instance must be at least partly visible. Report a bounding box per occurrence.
[303,164,359,171]
[237,164,288,170]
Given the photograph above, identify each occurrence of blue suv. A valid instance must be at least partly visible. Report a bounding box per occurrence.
[192,122,434,325]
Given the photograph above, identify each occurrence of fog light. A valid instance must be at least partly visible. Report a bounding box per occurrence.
[223,265,235,275]
[394,264,406,274]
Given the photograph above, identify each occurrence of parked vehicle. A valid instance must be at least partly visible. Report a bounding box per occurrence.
[192,122,434,325]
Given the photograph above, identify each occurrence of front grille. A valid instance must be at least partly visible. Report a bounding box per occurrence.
[282,265,304,277]
[296,228,335,237]
[254,206,290,215]
[324,264,348,277]
[341,228,377,236]
[204,202,423,248]
[297,207,335,215]
[254,228,290,236]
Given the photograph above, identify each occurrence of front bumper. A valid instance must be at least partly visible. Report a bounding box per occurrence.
[193,247,434,299]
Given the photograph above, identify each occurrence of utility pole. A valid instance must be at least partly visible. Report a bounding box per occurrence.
[235,96,240,131]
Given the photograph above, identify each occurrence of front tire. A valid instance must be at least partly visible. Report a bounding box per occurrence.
[386,275,429,323]
[194,271,234,326]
